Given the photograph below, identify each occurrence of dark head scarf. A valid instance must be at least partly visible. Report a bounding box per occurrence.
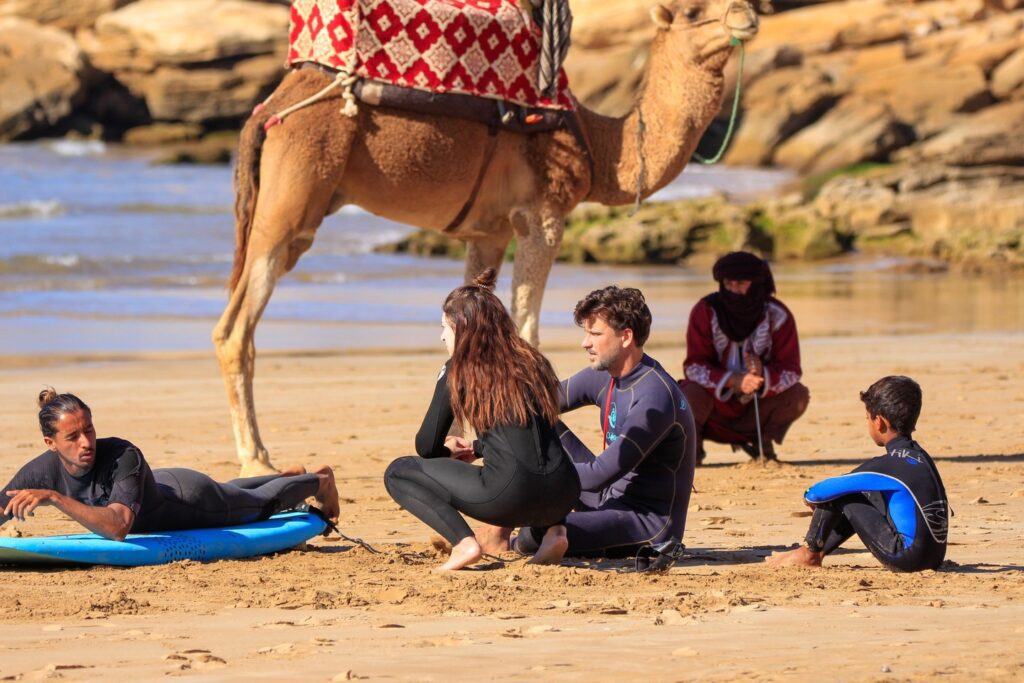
[703,251,776,342]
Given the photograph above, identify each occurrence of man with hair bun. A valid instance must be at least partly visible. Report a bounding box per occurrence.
[490,285,697,560]
[680,251,809,463]
[1,389,340,540]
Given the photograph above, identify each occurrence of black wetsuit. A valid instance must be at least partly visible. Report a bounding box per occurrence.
[517,354,697,558]
[0,438,320,533]
[383,362,581,545]
[804,436,949,572]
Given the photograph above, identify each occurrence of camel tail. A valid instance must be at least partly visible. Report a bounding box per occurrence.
[229,116,269,293]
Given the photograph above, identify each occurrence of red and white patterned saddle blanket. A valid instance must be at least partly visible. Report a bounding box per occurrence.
[286,0,575,111]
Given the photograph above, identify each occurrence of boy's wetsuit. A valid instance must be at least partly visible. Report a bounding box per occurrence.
[383,362,581,545]
[517,354,696,558]
[804,435,949,572]
[0,437,320,533]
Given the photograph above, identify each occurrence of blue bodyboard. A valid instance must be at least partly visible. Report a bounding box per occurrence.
[0,511,325,567]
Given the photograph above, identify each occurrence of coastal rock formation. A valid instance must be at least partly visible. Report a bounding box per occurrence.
[0,0,136,32]
[0,18,85,139]
[78,0,288,123]
[813,165,1024,270]
[0,0,1021,272]
[992,47,1024,98]
[383,163,1024,272]
[565,0,1022,175]
[894,100,1024,165]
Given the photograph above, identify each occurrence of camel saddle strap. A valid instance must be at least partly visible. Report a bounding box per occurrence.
[445,125,499,232]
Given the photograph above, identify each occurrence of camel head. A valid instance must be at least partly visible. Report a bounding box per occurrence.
[650,0,762,66]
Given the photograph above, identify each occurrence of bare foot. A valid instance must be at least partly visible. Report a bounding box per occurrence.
[475,524,512,555]
[312,464,340,522]
[527,525,568,565]
[280,464,307,476]
[766,546,823,568]
[437,536,482,571]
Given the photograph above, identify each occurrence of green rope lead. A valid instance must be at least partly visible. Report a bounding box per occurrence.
[694,36,745,165]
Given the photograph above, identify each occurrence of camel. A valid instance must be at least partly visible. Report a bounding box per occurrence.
[214,0,761,475]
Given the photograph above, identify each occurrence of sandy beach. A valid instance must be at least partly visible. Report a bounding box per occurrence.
[1,325,1022,681]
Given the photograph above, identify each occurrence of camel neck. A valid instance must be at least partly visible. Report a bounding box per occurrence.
[581,33,730,206]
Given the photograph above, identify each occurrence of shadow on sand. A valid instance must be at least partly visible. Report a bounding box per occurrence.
[699,452,1024,469]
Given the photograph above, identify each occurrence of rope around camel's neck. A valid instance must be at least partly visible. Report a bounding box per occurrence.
[631,35,746,215]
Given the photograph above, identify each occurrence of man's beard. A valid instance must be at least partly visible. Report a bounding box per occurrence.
[591,349,618,372]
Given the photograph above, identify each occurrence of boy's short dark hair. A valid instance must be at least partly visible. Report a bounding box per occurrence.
[573,286,652,347]
[860,376,922,435]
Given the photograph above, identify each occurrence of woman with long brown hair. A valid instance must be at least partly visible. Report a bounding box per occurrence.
[384,269,581,570]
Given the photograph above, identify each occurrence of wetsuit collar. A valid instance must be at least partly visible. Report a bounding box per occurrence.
[884,435,916,455]
[614,354,655,390]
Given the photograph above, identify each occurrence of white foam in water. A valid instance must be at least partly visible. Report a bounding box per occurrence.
[0,199,65,219]
[42,254,81,268]
[47,139,107,157]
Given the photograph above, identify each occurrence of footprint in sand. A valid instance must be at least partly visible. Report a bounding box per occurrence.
[256,642,307,657]
[163,650,227,671]
[701,516,734,528]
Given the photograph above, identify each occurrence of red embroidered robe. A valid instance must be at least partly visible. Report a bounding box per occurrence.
[683,297,803,421]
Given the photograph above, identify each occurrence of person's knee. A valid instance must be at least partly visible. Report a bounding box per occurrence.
[784,382,811,419]
[383,456,419,492]
[679,381,712,424]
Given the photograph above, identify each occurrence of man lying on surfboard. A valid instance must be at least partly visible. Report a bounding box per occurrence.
[1,388,340,541]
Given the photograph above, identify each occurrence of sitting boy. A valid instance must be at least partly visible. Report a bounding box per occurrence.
[767,376,949,572]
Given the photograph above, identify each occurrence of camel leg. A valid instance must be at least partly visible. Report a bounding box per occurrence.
[509,209,564,346]
[213,139,349,476]
[463,228,511,283]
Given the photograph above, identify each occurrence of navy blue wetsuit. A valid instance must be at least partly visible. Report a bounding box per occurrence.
[0,438,321,533]
[517,354,696,558]
[803,435,949,572]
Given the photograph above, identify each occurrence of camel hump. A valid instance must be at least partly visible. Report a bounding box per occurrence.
[286,0,576,112]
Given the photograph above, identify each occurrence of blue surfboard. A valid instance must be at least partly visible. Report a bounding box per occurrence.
[0,511,326,567]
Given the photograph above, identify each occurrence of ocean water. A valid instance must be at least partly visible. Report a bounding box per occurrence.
[0,141,1019,355]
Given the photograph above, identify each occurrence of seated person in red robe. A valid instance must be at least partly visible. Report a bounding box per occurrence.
[679,252,809,463]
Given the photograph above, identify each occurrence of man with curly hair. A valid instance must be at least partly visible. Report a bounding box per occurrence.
[489,285,697,559]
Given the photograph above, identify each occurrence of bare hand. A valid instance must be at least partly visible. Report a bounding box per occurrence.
[740,372,764,395]
[744,352,764,377]
[4,489,53,521]
[445,436,476,462]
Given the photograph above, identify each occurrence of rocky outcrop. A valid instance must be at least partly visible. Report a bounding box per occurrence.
[562,0,663,117]
[894,100,1024,165]
[78,0,289,124]
[992,47,1024,98]
[813,165,1024,270]
[772,100,913,173]
[0,0,136,32]
[0,19,85,139]
[565,0,1024,176]
[381,163,1024,272]
[724,66,838,166]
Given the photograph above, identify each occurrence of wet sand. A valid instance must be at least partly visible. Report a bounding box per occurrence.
[0,328,1022,681]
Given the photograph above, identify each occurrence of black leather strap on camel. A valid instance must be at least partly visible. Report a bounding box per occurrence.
[446,124,499,232]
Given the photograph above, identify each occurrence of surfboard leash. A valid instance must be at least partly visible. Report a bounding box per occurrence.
[307,506,380,554]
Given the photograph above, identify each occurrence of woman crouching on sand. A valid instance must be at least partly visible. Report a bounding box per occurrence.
[384,268,582,570]
[0,389,340,540]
